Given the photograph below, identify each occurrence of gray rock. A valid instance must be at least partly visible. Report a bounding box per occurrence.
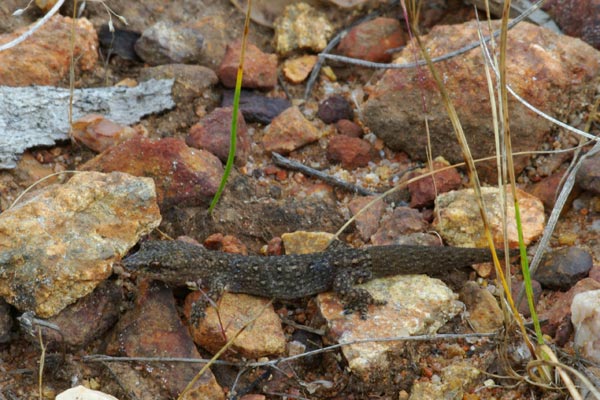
[576,151,600,194]
[139,64,218,104]
[0,79,175,169]
[0,172,161,317]
[135,21,204,65]
[0,298,12,343]
[222,90,291,124]
[534,247,594,290]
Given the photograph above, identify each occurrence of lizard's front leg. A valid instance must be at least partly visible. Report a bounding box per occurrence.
[190,276,226,327]
[333,268,386,318]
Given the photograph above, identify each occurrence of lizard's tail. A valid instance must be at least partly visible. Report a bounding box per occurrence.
[367,245,516,277]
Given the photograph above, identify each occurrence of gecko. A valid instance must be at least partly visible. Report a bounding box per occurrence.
[123,240,508,319]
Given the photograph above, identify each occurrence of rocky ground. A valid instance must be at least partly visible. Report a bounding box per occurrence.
[0,0,599,399]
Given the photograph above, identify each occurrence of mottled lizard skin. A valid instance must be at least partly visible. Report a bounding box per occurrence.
[123,240,504,318]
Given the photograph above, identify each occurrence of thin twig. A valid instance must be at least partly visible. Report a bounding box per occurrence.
[303,2,398,99]
[84,331,497,368]
[272,152,377,196]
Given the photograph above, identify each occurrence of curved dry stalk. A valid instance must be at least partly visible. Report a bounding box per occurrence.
[0,0,66,52]
[8,170,81,210]
[527,357,600,399]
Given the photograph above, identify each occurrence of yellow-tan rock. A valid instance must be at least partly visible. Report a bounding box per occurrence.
[433,186,545,248]
[185,291,286,359]
[0,171,161,317]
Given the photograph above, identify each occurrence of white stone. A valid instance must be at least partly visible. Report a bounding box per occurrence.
[571,289,600,362]
[56,385,119,400]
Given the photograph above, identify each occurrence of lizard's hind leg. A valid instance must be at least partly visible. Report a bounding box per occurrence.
[333,269,386,318]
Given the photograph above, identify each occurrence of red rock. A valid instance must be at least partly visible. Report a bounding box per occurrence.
[335,119,363,137]
[408,159,462,208]
[106,281,224,399]
[33,281,121,350]
[262,106,322,154]
[363,21,599,180]
[239,395,266,400]
[348,195,386,241]
[184,291,286,359]
[0,15,97,86]
[337,17,405,63]
[81,137,223,208]
[186,106,249,165]
[528,170,580,210]
[72,114,146,153]
[204,233,247,255]
[327,135,373,169]
[543,0,600,49]
[218,40,278,90]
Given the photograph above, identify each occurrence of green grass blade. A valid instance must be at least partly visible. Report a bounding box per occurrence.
[208,0,252,213]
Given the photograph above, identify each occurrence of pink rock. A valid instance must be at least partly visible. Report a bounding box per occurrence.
[589,264,600,282]
[81,136,223,208]
[408,159,462,208]
[72,114,146,153]
[337,17,405,62]
[348,196,385,241]
[218,40,278,90]
[511,279,542,318]
[186,106,249,165]
[0,15,97,86]
[371,207,429,245]
[262,106,322,154]
[327,135,373,169]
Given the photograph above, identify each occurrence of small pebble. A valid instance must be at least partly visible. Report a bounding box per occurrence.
[135,21,204,65]
[222,90,291,124]
[533,247,593,290]
[317,94,354,124]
